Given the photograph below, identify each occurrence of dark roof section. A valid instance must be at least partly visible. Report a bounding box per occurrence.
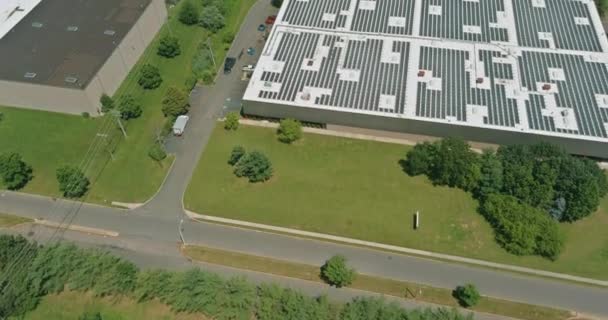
[0,0,152,89]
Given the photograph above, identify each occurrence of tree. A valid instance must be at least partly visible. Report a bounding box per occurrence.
[453,284,480,308]
[178,0,199,25]
[148,144,167,162]
[271,0,283,8]
[99,94,114,113]
[157,35,181,58]
[233,151,273,183]
[199,6,225,33]
[475,149,503,199]
[79,311,102,320]
[56,165,90,198]
[224,112,240,130]
[228,146,245,165]
[277,118,302,144]
[138,64,162,90]
[117,95,142,120]
[0,153,33,190]
[596,0,608,16]
[429,138,480,191]
[480,194,563,259]
[162,87,189,118]
[320,255,355,288]
[403,142,437,176]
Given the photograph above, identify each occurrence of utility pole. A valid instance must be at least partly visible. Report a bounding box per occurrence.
[110,110,127,138]
[206,37,217,69]
[179,219,186,246]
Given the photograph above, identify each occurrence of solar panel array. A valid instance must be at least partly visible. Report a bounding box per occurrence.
[245,0,608,142]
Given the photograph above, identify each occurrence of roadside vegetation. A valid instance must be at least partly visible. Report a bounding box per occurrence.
[0,0,256,204]
[183,245,572,320]
[185,125,608,279]
[1,235,472,320]
[0,213,31,228]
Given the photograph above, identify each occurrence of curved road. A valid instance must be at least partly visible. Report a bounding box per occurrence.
[1,1,607,318]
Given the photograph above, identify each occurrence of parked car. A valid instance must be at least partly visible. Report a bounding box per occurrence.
[172,115,190,136]
[224,57,237,74]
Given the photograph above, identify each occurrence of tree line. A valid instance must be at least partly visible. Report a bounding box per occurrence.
[0,235,471,320]
[404,139,607,260]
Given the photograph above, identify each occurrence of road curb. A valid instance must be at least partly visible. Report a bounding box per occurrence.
[184,210,608,288]
[34,219,119,237]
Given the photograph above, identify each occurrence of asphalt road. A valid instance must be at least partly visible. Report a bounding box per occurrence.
[1,0,607,319]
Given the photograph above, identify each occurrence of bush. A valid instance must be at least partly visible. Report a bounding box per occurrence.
[0,153,33,190]
[178,0,199,25]
[234,151,273,183]
[320,255,355,288]
[56,165,90,198]
[99,94,114,113]
[475,149,503,199]
[79,311,102,320]
[480,194,563,260]
[81,112,90,119]
[271,0,283,8]
[199,6,225,32]
[224,112,240,130]
[201,70,215,84]
[222,31,235,44]
[158,35,181,58]
[453,284,480,308]
[117,95,142,120]
[277,118,302,144]
[148,144,167,162]
[228,146,245,165]
[138,64,162,89]
[162,87,190,118]
[403,142,437,176]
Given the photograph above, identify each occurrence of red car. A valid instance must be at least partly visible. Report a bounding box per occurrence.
[265,15,277,25]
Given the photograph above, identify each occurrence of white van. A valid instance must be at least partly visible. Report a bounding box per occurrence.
[172,115,190,136]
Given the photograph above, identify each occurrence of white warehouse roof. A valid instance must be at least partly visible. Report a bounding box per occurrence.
[0,0,41,39]
[244,0,608,144]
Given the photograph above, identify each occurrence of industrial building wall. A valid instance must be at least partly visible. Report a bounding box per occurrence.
[244,101,608,159]
[0,79,96,114]
[84,0,168,114]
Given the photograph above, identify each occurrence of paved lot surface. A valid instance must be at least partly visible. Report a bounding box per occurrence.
[1,1,607,318]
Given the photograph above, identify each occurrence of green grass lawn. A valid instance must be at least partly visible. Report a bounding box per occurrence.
[0,0,256,204]
[16,291,208,320]
[0,212,32,228]
[185,125,608,280]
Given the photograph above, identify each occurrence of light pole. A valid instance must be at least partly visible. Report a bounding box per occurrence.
[179,218,186,246]
[206,37,217,69]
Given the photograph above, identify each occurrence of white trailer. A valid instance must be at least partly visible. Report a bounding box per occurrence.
[172,115,190,136]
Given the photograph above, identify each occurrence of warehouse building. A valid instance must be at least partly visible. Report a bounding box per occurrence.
[244,0,608,158]
[0,0,167,115]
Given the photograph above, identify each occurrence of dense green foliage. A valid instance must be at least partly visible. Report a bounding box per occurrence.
[224,112,240,130]
[79,311,103,320]
[157,35,181,58]
[596,0,608,16]
[453,284,480,308]
[148,144,167,162]
[277,118,303,144]
[161,87,190,118]
[0,152,33,190]
[228,146,246,165]
[138,64,163,90]
[0,235,466,319]
[404,139,607,259]
[99,94,114,113]
[481,194,563,260]
[178,0,199,25]
[321,255,356,288]
[117,95,143,120]
[55,165,90,198]
[233,151,273,183]
[271,0,283,8]
[199,6,225,33]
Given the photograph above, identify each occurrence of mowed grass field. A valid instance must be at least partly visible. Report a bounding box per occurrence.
[16,291,209,320]
[185,125,608,279]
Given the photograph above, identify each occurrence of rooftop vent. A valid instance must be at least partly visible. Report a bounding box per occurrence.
[104,30,116,36]
[542,83,552,91]
[31,22,43,28]
[24,72,37,79]
[66,26,79,32]
[417,70,426,77]
[476,77,484,84]
[64,77,78,84]
[301,92,311,101]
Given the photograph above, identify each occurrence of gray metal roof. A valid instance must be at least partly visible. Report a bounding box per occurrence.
[244,0,608,142]
[0,0,152,89]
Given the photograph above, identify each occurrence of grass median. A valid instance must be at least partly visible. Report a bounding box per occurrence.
[183,245,572,320]
[0,213,31,228]
[185,125,608,280]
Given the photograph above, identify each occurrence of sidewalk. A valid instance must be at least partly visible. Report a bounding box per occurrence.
[185,209,608,288]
